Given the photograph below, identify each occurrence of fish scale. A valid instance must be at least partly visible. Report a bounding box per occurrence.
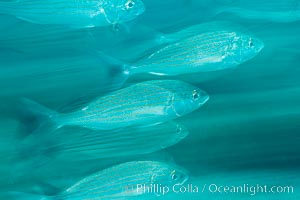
[44,122,188,160]
[49,123,187,157]
[135,32,238,72]
[75,85,170,117]
[80,84,173,122]
[90,84,170,112]
[151,32,236,61]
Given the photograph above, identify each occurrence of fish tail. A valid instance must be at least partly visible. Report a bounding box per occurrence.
[95,51,157,78]
[17,98,65,136]
[95,51,134,86]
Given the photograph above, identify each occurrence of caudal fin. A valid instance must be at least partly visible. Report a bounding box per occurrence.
[17,98,62,137]
[3,99,64,180]
[93,51,134,88]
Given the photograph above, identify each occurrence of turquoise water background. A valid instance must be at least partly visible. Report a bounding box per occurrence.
[0,0,300,199]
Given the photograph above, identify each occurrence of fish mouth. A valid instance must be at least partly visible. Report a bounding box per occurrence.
[255,38,265,53]
[176,167,190,185]
[176,123,189,139]
[130,0,146,17]
[258,41,265,53]
[174,171,189,186]
[159,123,189,149]
[136,0,146,15]
[180,175,189,185]
[250,36,264,54]
[138,3,146,15]
[198,90,210,106]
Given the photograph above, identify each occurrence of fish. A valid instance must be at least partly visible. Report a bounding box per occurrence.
[215,0,300,23]
[0,0,145,28]
[19,80,209,132]
[96,24,264,77]
[7,161,188,199]
[129,30,264,75]
[16,121,189,162]
[54,122,189,160]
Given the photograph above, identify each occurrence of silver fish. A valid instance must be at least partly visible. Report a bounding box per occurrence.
[18,122,189,162]
[95,25,263,77]
[7,161,188,199]
[61,161,188,199]
[129,30,264,75]
[0,0,145,28]
[20,80,209,131]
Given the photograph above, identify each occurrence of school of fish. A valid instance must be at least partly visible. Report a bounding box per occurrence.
[3,0,299,199]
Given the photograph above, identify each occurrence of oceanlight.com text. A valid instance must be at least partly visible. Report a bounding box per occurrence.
[205,183,294,196]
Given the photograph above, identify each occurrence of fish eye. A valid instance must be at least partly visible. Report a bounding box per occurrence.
[112,24,121,32]
[171,171,179,181]
[125,1,135,9]
[176,127,182,134]
[248,39,254,48]
[192,90,199,100]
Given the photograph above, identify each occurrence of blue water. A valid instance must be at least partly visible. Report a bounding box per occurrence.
[0,0,300,199]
